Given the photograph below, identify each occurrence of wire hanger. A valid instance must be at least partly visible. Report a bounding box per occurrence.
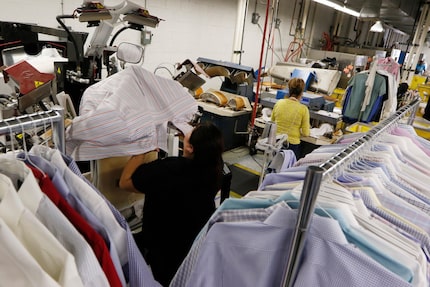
[29,114,41,147]
[15,117,47,178]
[3,118,16,154]
[48,111,57,150]
[37,110,50,148]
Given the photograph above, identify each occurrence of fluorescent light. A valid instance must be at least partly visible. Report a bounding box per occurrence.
[370,21,385,33]
[312,0,360,17]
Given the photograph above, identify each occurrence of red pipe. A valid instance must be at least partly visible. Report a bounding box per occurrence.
[0,40,22,47]
[250,0,271,128]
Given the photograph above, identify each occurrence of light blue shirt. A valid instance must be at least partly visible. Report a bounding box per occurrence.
[171,202,287,287]
[259,166,307,190]
[353,188,430,260]
[267,149,297,173]
[338,173,430,236]
[186,206,412,287]
[228,191,415,283]
[325,207,414,282]
[351,160,430,211]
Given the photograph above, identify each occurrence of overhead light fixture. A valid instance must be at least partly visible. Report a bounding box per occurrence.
[370,21,385,33]
[312,0,360,17]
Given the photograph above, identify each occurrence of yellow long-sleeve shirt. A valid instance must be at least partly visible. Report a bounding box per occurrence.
[271,98,310,144]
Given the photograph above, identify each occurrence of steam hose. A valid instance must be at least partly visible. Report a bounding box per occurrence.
[56,15,81,71]
[250,0,271,128]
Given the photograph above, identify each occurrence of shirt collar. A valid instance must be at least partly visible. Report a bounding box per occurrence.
[0,158,44,214]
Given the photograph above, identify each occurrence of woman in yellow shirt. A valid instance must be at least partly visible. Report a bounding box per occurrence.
[271,77,310,159]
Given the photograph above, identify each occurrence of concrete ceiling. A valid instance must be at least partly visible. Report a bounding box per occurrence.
[334,0,424,36]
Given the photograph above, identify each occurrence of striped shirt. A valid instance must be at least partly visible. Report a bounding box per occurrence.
[66,66,197,160]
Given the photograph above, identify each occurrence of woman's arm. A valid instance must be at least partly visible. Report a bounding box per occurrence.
[300,107,311,137]
[119,151,158,193]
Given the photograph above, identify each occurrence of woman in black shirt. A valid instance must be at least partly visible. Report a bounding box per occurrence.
[119,122,224,286]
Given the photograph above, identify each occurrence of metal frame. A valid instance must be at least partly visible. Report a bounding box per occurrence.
[0,106,65,153]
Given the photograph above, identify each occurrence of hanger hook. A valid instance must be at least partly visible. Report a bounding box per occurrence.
[38,110,49,147]
[49,112,55,149]
[3,119,15,153]
[16,117,28,153]
[28,113,38,147]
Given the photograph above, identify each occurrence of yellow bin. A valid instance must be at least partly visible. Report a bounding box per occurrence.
[331,88,346,108]
[345,122,375,134]
[410,75,427,90]
[417,84,430,102]
[413,117,430,140]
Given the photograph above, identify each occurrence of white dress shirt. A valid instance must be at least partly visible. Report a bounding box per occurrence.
[0,172,83,287]
[0,156,109,287]
[0,185,61,287]
[65,65,197,160]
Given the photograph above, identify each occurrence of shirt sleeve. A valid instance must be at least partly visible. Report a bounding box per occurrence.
[271,103,277,122]
[131,159,163,194]
[300,106,310,137]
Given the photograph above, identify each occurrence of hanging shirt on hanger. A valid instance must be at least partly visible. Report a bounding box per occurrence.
[185,205,412,287]
[11,155,110,287]
[364,58,400,120]
[269,187,421,284]
[171,202,288,287]
[29,163,123,287]
[347,187,430,260]
[350,161,430,213]
[0,171,84,287]
[63,152,162,287]
[29,146,127,287]
[0,186,61,287]
[343,72,369,122]
[31,146,128,263]
[395,125,430,152]
[258,166,307,190]
[360,73,387,122]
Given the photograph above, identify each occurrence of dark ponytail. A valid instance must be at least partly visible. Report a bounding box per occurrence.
[189,122,224,193]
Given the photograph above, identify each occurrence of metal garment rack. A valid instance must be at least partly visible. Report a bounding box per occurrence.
[282,97,421,287]
[0,106,65,154]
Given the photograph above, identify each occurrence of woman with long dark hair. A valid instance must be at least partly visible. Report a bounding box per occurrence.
[119,122,224,286]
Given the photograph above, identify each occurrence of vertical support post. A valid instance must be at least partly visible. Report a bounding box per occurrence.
[232,0,249,64]
[52,106,65,154]
[282,166,324,287]
[401,3,430,83]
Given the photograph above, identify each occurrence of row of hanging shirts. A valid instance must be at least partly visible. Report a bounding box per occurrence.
[169,123,429,287]
[342,57,401,124]
[0,114,162,287]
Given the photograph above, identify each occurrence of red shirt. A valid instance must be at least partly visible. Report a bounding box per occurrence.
[28,165,123,287]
